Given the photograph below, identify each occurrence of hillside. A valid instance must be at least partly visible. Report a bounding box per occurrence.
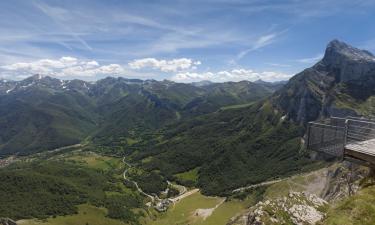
[0,39,374,225]
[0,76,273,156]
[132,40,375,195]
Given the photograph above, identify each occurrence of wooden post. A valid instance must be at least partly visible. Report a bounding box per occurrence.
[306,123,311,149]
[342,119,349,161]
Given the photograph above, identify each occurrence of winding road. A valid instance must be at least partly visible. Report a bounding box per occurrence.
[122,156,198,206]
[122,157,155,202]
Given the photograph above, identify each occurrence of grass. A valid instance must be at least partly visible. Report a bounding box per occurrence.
[322,185,375,225]
[1,151,144,224]
[63,151,123,171]
[18,204,129,225]
[126,138,140,146]
[263,167,329,200]
[145,192,251,225]
[174,167,199,183]
[198,200,247,225]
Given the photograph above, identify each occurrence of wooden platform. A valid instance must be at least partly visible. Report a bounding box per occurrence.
[345,139,375,165]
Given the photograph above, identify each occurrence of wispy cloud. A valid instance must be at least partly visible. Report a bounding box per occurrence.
[266,63,291,68]
[237,29,288,60]
[0,0,374,81]
[32,1,93,51]
[296,53,324,64]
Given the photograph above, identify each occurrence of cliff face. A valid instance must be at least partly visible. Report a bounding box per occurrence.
[271,40,375,125]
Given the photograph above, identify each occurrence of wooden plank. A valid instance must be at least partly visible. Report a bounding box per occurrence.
[344,148,375,165]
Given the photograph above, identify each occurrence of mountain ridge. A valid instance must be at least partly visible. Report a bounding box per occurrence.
[0,75,275,155]
[271,39,375,124]
[131,39,375,195]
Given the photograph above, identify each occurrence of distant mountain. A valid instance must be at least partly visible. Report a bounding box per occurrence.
[254,79,287,92]
[2,39,373,197]
[191,80,213,87]
[0,76,272,155]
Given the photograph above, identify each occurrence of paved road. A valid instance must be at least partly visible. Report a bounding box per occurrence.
[167,180,187,195]
[232,171,316,193]
[122,157,155,202]
[232,178,285,193]
[169,188,199,202]
[122,156,197,205]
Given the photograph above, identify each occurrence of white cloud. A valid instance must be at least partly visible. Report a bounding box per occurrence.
[237,30,287,59]
[0,57,126,79]
[296,53,323,63]
[171,69,291,83]
[128,58,201,72]
[266,63,291,68]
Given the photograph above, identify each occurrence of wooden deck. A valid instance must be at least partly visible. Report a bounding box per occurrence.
[345,139,375,165]
[307,117,375,166]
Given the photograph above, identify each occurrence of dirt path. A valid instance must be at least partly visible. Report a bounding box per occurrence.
[170,188,199,202]
[194,198,226,220]
[167,180,187,195]
[232,169,330,193]
[232,178,286,193]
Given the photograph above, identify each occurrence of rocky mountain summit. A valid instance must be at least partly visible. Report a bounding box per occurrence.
[272,39,375,124]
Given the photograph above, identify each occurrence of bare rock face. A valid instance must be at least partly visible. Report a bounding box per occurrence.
[0,218,17,225]
[321,162,368,202]
[271,39,375,125]
[228,192,327,225]
[320,40,375,82]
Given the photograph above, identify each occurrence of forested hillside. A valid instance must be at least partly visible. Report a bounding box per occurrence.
[0,77,274,155]
[130,40,375,195]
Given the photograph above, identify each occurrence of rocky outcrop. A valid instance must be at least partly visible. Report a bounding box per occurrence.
[228,192,327,225]
[0,218,17,225]
[321,162,368,202]
[320,40,375,82]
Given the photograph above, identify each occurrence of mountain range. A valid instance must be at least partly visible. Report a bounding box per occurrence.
[0,40,374,196]
[0,75,278,155]
[129,39,375,195]
[1,39,375,225]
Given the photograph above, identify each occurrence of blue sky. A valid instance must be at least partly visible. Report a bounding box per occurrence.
[1,0,375,82]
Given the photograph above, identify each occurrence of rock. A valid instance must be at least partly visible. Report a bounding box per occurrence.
[271,39,375,125]
[0,218,17,225]
[230,191,328,225]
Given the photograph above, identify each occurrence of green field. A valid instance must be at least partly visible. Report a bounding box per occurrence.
[174,167,199,185]
[63,151,123,171]
[322,185,375,225]
[145,192,250,225]
[1,150,145,224]
[18,204,129,225]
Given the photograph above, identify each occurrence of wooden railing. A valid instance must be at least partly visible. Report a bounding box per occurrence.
[306,116,375,161]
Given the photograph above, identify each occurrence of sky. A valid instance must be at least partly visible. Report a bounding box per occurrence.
[1,0,375,83]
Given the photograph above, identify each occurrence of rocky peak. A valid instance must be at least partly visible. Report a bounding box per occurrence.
[316,39,375,82]
[324,39,375,62]
[23,74,45,82]
[271,40,375,124]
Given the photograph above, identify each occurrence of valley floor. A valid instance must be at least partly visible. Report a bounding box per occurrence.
[4,147,375,225]
[17,205,129,225]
